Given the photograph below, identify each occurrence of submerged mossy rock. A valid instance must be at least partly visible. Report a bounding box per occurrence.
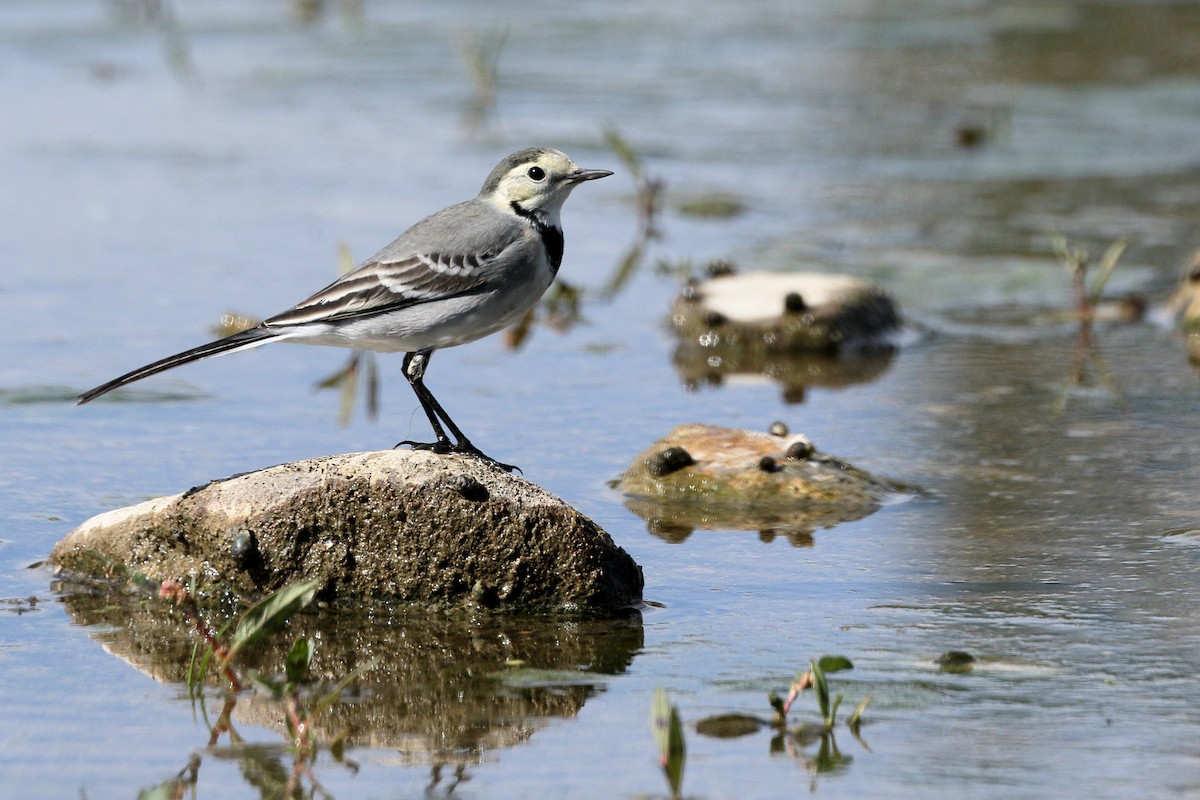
[617,424,909,542]
[672,270,901,355]
[51,450,643,614]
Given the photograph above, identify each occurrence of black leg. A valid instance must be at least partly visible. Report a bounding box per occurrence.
[396,350,453,451]
[394,349,519,473]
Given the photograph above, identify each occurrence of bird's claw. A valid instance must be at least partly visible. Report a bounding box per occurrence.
[394,439,520,474]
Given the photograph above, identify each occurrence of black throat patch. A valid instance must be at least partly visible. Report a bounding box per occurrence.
[511,201,565,274]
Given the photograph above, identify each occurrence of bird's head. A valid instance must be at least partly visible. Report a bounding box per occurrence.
[480,147,612,222]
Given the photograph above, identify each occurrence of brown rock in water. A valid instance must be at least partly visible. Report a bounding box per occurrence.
[672,270,900,355]
[51,450,643,614]
[617,424,909,543]
[671,270,900,401]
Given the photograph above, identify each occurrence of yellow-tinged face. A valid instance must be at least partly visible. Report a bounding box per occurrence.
[480,147,612,220]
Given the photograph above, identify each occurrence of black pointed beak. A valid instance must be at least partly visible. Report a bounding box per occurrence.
[570,168,614,183]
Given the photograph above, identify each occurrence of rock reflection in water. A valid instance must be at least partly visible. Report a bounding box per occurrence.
[59,588,643,771]
[672,344,896,404]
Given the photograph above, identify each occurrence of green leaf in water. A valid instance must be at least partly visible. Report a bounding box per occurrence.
[1089,238,1128,304]
[768,690,786,719]
[847,694,872,734]
[137,781,181,800]
[811,658,833,728]
[329,727,350,762]
[225,579,320,664]
[817,655,854,673]
[651,688,686,798]
[813,729,850,773]
[284,637,314,688]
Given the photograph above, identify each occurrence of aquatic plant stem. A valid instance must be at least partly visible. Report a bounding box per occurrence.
[158,579,243,691]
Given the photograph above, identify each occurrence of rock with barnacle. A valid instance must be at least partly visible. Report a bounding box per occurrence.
[617,423,911,543]
[50,450,643,614]
[672,267,900,354]
[671,267,900,400]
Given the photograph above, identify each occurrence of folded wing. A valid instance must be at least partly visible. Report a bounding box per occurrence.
[264,249,505,328]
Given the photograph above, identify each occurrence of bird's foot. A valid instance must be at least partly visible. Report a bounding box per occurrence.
[456,444,521,475]
[394,439,520,474]
[395,438,455,455]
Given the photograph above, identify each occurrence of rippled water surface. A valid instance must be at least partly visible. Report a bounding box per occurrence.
[4,2,1200,798]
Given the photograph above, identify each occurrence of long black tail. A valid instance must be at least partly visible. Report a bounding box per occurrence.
[77,326,281,404]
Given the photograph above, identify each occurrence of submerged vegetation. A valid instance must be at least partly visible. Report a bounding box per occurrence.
[766,655,871,773]
[458,28,508,138]
[651,688,687,800]
[139,578,375,798]
[1054,235,1129,327]
[132,571,874,798]
[1051,236,1133,413]
[662,654,872,793]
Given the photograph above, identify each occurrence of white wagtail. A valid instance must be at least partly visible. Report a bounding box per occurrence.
[78,147,613,471]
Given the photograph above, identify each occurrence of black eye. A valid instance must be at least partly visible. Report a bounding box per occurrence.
[527,166,546,181]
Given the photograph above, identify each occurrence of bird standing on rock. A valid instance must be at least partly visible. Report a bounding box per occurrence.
[78,147,613,471]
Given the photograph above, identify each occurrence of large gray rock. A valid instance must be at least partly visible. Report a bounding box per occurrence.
[51,450,643,614]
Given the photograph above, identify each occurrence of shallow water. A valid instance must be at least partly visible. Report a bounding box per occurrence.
[4,1,1200,798]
